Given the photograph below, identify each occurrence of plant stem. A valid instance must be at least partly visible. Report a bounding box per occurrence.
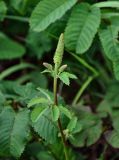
[53,66,69,160]
[72,76,94,106]
[68,51,99,76]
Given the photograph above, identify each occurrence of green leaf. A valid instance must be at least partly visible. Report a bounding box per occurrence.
[69,109,102,147]
[0,32,25,59]
[67,117,78,132]
[99,25,119,61]
[10,0,28,14]
[33,107,58,143]
[51,106,60,122]
[31,105,48,122]
[14,83,38,105]
[65,72,77,79]
[30,0,77,32]
[0,1,7,21]
[70,122,102,147]
[105,130,119,148]
[59,72,77,85]
[26,31,52,59]
[65,3,101,54]
[37,87,52,102]
[113,61,119,80]
[59,72,70,85]
[28,97,49,108]
[59,105,72,119]
[0,107,30,158]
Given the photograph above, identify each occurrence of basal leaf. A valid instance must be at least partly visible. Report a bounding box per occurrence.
[0,107,30,158]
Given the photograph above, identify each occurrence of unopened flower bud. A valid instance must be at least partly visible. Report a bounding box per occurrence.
[43,62,52,70]
[59,64,67,73]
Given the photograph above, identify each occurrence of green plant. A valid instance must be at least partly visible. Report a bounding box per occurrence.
[1,0,119,159]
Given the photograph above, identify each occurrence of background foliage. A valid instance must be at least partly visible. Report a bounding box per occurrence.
[1,0,119,159]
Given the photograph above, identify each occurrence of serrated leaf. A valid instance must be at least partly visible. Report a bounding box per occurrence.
[99,25,119,61]
[65,72,77,79]
[51,106,60,122]
[0,107,30,158]
[31,105,48,122]
[67,117,78,132]
[59,72,70,85]
[65,3,101,54]
[0,1,7,21]
[59,72,77,85]
[0,32,25,59]
[59,105,72,119]
[30,0,77,32]
[33,107,58,143]
[28,97,49,108]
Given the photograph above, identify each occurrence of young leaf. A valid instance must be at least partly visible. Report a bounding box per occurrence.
[30,0,77,32]
[0,32,25,59]
[0,107,30,158]
[31,105,48,122]
[51,106,60,122]
[65,72,77,79]
[65,3,101,54]
[59,72,77,85]
[59,72,70,85]
[28,97,49,108]
[67,117,78,132]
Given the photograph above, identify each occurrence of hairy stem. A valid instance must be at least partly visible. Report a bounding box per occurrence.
[53,66,69,160]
